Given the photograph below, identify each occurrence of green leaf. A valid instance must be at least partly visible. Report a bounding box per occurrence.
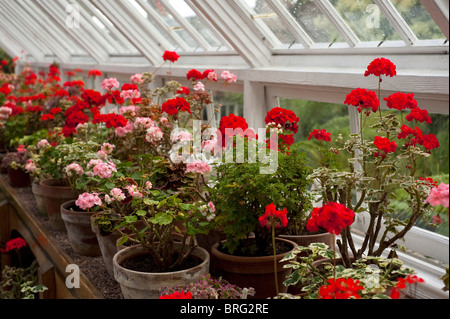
[149,212,173,225]
[136,210,147,216]
[143,198,159,206]
[124,215,138,223]
[117,236,129,246]
[283,270,301,286]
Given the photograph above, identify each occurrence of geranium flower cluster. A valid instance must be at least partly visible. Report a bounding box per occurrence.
[308,129,331,142]
[199,201,216,222]
[390,275,424,299]
[217,113,256,148]
[185,160,211,175]
[0,237,27,252]
[307,201,355,235]
[318,277,364,299]
[75,192,102,211]
[258,202,288,229]
[373,136,398,158]
[159,291,193,299]
[426,183,449,208]
[161,97,191,116]
[265,107,299,148]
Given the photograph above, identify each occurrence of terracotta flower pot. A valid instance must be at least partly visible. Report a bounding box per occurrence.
[279,230,334,248]
[211,237,297,299]
[31,182,47,217]
[91,214,122,278]
[61,200,101,257]
[113,244,210,299]
[39,178,78,231]
[7,167,31,188]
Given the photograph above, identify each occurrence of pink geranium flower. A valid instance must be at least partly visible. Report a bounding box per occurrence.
[101,78,120,91]
[185,160,210,175]
[426,183,449,208]
[76,193,102,211]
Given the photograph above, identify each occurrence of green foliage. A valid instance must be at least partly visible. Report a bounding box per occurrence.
[113,189,211,272]
[209,143,313,255]
[160,274,255,299]
[0,261,47,299]
[281,243,416,299]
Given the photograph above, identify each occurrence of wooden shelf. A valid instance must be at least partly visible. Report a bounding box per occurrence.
[0,175,104,299]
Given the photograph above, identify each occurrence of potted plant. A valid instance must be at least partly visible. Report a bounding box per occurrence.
[159,274,256,299]
[80,54,242,298]
[281,242,423,299]
[307,57,443,268]
[0,146,31,188]
[207,111,311,298]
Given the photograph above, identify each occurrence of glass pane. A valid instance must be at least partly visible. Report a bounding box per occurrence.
[391,0,446,40]
[329,0,402,42]
[77,0,138,54]
[244,0,298,45]
[278,98,350,169]
[167,0,225,48]
[204,91,244,124]
[128,0,179,49]
[280,0,345,44]
[143,0,200,50]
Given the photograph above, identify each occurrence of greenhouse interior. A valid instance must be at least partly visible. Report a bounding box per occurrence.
[0,0,448,303]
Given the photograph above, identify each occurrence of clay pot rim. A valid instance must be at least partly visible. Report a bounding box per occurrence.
[113,244,210,277]
[211,237,297,263]
[61,200,94,216]
[279,231,331,239]
[39,178,71,189]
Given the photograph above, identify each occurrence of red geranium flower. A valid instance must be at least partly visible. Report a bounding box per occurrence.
[319,278,364,299]
[64,80,85,87]
[217,113,256,147]
[265,107,299,134]
[384,92,417,111]
[161,97,191,116]
[364,57,397,78]
[373,136,397,158]
[279,134,294,147]
[26,105,44,113]
[162,50,180,63]
[159,291,192,299]
[259,203,288,229]
[419,177,438,188]
[1,237,27,252]
[1,59,8,66]
[344,88,379,115]
[202,69,217,81]
[306,202,354,235]
[418,134,440,151]
[405,107,432,124]
[390,275,424,299]
[50,107,62,115]
[186,69,203,81]
[41,113,54,121]
[88,69,102,77]
[176,86,190,95]
[308,129,331,142]
[93,113,128,129]
[397,125,417,140]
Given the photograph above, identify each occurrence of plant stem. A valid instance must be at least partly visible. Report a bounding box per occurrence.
[272,223,279,297]
[332,233,336,280]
